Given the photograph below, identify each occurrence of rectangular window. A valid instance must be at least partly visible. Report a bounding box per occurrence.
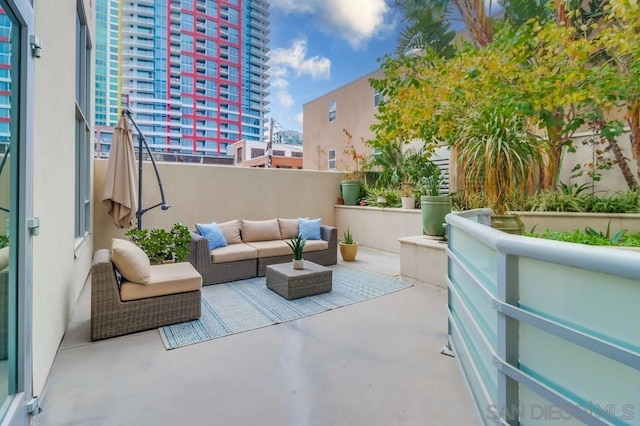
[236,147,243,163]
[328,149,336,169]
[76,2,92,237]
[251,148,264,158]
[328,99,336,122]
[374,89,383,107]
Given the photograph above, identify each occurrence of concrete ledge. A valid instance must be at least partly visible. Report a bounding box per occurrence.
[399,236,447,288]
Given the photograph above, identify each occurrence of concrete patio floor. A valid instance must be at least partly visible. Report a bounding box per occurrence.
[34,246,478,426]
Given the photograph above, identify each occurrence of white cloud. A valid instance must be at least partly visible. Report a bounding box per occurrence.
[272,0,394,49]
[278,92,295,108]
[270,39,331,80]
[296,112,304,126]
[271,78,289,89]
[268,38,331,116]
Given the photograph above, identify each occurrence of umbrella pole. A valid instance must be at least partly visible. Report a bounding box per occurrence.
[122,109,171,230]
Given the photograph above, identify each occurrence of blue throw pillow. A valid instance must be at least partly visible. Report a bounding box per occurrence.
[298,218,321,240]
[196,222,228,251]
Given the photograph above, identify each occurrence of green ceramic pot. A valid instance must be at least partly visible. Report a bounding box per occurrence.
[420,195,452,236]
[341,180,361,206]
[491,214,525,235]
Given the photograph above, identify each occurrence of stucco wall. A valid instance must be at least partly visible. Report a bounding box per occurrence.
[335,206,423,253]
[303,69,383,171]
[31,0,95,395]
[560,131,639,193]
[93,160,344,250]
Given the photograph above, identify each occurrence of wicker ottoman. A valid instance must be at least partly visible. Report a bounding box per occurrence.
[266,261,332,300]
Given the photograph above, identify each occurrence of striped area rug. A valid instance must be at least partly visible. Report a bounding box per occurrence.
[159,264,412,349]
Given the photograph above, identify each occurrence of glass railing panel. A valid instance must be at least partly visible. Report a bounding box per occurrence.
[450,295,498,403]
[449,228,497,294]
[519,257,640,353]
[450,264,497,345]
[519,323,639,425]
[518,386,584,426]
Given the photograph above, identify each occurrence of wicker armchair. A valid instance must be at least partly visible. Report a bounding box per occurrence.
[91,249,202,341]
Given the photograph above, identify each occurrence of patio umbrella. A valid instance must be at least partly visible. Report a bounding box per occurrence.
[101,114,138,228]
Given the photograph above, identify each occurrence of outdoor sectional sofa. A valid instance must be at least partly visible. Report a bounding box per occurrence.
[185,218,337,286]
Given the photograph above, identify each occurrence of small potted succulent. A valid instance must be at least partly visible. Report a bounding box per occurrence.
[286,236,307,270]
[339,228,358,261]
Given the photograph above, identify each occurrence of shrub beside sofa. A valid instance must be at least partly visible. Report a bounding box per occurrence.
[185,218,337,286]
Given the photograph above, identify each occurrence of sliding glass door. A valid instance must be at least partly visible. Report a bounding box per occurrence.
[0,0,32,424]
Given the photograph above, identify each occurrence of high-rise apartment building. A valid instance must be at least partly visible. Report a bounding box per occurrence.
[95,0,121,128]
[95,0,270,157]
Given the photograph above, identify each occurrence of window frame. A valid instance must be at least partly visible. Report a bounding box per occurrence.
[328,148,336,170]
[328,99,336,122]
[75,0,92,239]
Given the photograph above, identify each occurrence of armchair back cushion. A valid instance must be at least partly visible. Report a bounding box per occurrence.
[278,218,299,239]
[111,238,151,284]
[218,219,242,244]
[241,219,281,242]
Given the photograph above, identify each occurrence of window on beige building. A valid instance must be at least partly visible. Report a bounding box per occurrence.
[374,89,382,107]
[328,99,336,122]
[251,148,264,158]
[273,150,285,156]
[236,147,243,163]
[328,149,336,169]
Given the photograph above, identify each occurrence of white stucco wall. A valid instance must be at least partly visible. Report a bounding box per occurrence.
[31,0,95,395]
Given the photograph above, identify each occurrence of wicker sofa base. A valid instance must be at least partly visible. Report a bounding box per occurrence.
[91,249,202,341]
[196,258,258,286]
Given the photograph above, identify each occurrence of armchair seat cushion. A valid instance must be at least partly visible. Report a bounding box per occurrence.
[245,240,292,257]
[120,262,202,301]
[211,243,258,264]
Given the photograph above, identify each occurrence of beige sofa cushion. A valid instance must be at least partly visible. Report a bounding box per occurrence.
[245,240,292,257]
[302,239,329,252]
[120,261,202,301]
[219,219,242,244]
[211,243,258,264]
[241,219,281,242]
[111,238,151,284]
[278,218,299,239]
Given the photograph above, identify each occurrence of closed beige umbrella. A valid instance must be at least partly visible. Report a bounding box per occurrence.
[101,115,138,228]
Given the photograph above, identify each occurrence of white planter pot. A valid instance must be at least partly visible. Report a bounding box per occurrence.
[401,196,415,209]
[293,259,304,270]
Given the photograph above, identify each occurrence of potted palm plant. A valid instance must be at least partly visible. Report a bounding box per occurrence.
[286,236,307,270]
[339,228,358,261]
[455,103,545,234]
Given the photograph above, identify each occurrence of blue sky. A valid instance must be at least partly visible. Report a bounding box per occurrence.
[266,0,400,132]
